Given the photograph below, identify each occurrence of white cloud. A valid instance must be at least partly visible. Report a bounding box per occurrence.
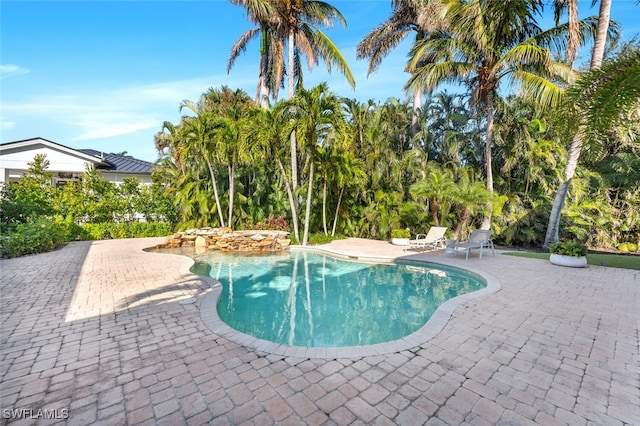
[0,64,30,79]
[1,75,239,142]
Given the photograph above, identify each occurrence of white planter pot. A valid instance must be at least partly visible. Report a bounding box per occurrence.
[550,254,587,268]
[391,238,410,246]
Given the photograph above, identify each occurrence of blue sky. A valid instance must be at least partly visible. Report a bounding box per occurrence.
[1,1,638,162]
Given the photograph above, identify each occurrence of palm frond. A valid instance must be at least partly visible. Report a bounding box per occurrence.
[227,28,260,73]
[311,28,356,89]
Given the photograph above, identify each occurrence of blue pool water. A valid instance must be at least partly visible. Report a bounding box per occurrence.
[188,250,486,348]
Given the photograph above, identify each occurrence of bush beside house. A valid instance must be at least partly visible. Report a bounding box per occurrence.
[0,154,175,259]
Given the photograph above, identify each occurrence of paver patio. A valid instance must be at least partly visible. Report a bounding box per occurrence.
[0,237,638,425]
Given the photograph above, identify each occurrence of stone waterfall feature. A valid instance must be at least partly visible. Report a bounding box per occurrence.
[155,227,291,252]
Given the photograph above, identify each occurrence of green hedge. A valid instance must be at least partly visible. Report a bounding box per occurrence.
[79,222,172,240]
[0,220,173,259]
[0,219,67,259]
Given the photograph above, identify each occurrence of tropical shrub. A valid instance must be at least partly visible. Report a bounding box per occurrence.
[0,218,67,259]
[391,229,410,239]
[79,222,173,240]
[549,241,588,257]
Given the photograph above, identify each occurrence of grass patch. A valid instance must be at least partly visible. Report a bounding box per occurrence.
[503,251,640,270]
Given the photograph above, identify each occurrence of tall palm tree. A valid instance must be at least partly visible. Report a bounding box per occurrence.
[330,152,367,236]
[544,47,640,247]
[272,0,355,211]
[543,0,616,248]
[228,0,284,107]
[178,100,227,226]
[248,102,302,242]
[286,83,345,245]
[406,0,570,229]
[357,0,447,136]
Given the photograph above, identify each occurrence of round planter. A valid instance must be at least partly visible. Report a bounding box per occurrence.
[550,253,587,268]
[391,238,410,246]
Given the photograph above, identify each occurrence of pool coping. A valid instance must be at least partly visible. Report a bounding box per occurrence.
[196,246,502,359]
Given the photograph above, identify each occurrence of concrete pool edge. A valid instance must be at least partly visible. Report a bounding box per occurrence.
[192,246,502,360]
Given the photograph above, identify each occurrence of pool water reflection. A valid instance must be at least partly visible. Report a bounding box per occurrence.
[187,250,486,348]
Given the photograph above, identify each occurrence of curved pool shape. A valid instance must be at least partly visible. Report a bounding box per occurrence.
[189,250,487,348]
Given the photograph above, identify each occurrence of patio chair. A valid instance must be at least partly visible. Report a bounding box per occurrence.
[454,229,495,260]
[405,226,447,252]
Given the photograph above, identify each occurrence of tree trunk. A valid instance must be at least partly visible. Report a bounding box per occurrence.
[205,157,225,227]
[331,187,344,237]
[411,89,422,138]
[590,0,611,70]
[227,162,235,228]
[543,0,610,248]
[322,178,328,235]
[288,30,300,238]
[277,158,300,244]
[302,160,314,246]
[543,132,583,248]
[480,91,495,230]
[288,30,298,197]
[455,207,471,239]
[430,199,440,227]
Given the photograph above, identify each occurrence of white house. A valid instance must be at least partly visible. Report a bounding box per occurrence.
[0,137,154,186]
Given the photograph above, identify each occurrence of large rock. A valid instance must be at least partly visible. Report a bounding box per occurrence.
[156,228,291,252]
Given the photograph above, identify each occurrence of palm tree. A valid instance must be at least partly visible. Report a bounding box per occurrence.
[543,48,640,247]
[543,0,615,248]
[357,0,447,136]
[425,90,470,165]
[286,83,345,245]
[406,0,570,229]
[177,100,227,226]
[228,0,284,107]
[273,0,355,213]
[248,101,302,242]
[450,168,492,239]
[410,163,456,227]
[204,87,256,228]
[330,152,367,236]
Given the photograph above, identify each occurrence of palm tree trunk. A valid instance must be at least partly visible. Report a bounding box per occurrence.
[322,178,328,235]
[481,91,495,230]
[455,207,471,239]
[543,132,583,248]
[590,0,611,70]
[411,89,422,138]
[258,31,270,108]
[277,158,300,244]
[227,162,235,228]
[288,30,299,199]
[302,159,315,246]
[331,187,344,237]
[430,199,440,227]
[543,0,610,248]
[205,157,225,226]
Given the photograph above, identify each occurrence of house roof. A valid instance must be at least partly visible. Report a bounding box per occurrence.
[1,137,153,175]
[77,149,154,174]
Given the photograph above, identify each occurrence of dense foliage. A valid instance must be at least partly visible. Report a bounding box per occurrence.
[0,155,175,258]
[154,76,639,250]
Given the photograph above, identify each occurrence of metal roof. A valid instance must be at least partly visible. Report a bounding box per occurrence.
[1,138,154,175]
[77,149,153,174]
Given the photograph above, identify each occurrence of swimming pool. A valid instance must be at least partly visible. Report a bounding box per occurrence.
[189,250,486,348]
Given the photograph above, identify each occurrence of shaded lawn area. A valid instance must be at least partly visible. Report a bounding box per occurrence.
[503,251,640,271]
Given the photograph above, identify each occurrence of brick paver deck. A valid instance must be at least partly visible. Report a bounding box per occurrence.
[1,237,638,425]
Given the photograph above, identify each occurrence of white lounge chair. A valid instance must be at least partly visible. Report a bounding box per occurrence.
[454,229,495,260]
[405,226,447,252]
